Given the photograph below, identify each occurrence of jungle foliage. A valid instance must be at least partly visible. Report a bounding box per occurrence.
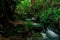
[0,0,60,38]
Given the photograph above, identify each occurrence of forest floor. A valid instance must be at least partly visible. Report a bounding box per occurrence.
[0,34,43,40]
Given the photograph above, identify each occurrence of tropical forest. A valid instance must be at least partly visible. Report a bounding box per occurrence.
[0,0,60,40]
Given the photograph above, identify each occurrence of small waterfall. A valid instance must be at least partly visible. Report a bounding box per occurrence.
[46,28,58,38]
[41,32,48,39]
[41,28,59,40]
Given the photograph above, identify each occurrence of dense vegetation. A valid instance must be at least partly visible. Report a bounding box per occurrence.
[0,0,60,38]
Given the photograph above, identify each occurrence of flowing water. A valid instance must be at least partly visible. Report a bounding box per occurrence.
[41,28,60,40]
